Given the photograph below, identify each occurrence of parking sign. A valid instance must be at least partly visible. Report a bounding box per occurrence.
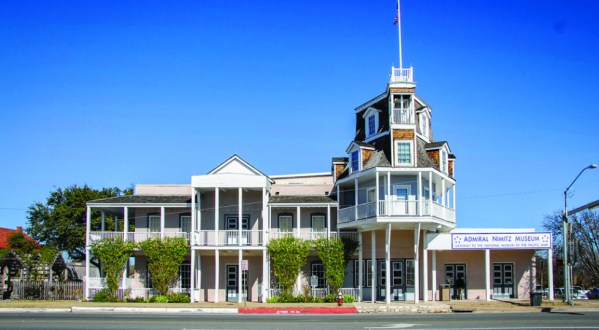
[241,260,248,271]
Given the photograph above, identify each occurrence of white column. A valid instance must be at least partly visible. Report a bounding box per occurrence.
[191,188,196,245]
[238,249,242,303]
[442,179,446,219]
[548,248,554,301]
[371,230,376,303]
[197,190,201,231]
[197,252,202,302]
[238,187,242,247]
[358,231,363,302]
[387,172,391,199]
[414,223,421,303]
[385,223,391,304]
[423,242,428,302]
[123,206,129,289]
[85,206,91,300]
[375,172,379,216]
[101,212,105,232]
[485,249,491,301]
[160,206,165,239]
[114,215,118,233]
[190,249,196,302]
[432,250,437,301]
[354,178,358,221]
[215,188,219,246]
[297,206,301,237]
[418,172,422,215]
[262,249,268,303]
[215,250,220,303]
[453,185,456,210]
[262,187,267,245]
[428,172,433,215]
[327,204,331,238]
[268,205,272,237]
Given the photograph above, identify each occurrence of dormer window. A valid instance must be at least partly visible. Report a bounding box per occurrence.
[351,151,359,172]
[368,115,375,136]
[420,113,428,137]
[441,150,448,173]
[362,107,380,138]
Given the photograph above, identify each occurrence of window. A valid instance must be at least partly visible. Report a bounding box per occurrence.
[353,260,372,288]
[395,141,413,166]
[406,260,415,286]
[148,215,160,232]
[179,262,191,289]
[351,150,359,172]
[278,215,292,233]
[420,114,428,137]
[368,115,376,136]
[367,188,376,203]
[441,150,448,173]
[392,262,403,286]
[312,263,326,288]
[225,216,249,230]
[311,215,325,232]
[180,215,191,233]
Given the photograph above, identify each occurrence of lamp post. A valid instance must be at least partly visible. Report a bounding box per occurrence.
[563,164,596,306]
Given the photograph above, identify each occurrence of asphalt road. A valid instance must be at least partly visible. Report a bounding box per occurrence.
[1,311,598,330]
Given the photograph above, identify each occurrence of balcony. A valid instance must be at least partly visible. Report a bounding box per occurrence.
[88,232,190,244]
[338,200,455,224]
[391,109,414,124]
[390,66,413,83]
[193,230,264,247]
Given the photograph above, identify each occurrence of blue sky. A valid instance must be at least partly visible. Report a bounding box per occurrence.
[1,0,598,232]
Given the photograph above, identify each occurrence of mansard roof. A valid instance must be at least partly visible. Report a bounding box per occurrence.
[345,141,375,153]
[425,141,451,152]
[363,150,391,171]
[332,157,348,164]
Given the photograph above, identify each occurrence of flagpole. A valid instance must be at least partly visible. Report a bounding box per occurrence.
[398,0,402,69]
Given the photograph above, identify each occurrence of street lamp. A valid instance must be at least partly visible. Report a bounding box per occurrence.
[563,164,597,306]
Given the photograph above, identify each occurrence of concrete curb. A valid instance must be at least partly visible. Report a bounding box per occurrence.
[0,308,71,313]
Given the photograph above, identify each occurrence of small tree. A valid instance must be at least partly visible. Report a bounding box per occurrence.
[140,237,189,296]
[314,238,345,296]
[91,237,137,299]
[267,237,312,296]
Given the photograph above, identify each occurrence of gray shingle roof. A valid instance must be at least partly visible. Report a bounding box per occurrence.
[417,138,438,168]
[88,195,192,204]
[425,141,448,149]
[332,157,348,163]
[363,150,391,171]
[449,154,457,160]
[269,195,337,204]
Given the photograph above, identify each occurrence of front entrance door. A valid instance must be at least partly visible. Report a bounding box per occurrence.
[445,264,467,299]
[493,263,515,298]
[377,260,406,301]
[226,265,249,301]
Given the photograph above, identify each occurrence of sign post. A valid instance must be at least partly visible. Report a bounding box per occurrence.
[310,275,318,300]
[241,260,248,307]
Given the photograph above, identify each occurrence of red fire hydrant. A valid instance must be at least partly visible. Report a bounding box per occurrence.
[337,292,343,306]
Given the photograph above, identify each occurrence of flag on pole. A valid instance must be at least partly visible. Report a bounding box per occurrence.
[394,3,400,25]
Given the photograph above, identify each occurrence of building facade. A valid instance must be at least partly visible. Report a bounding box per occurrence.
[85,66,554,303]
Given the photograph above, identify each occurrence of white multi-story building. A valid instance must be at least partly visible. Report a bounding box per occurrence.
[85,66,554,303]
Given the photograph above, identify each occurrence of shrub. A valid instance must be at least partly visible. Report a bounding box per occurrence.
[140,237,189,296]
[324,293,336,303]
[342,294,355,303]
[149,295,169,303]
[91,237,137,299]
[168,292,190,303]
[267,237,312,296]
[126,297,145,303]
[92,291,112,302]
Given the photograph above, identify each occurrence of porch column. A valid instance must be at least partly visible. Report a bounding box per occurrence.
[114,216,118,233]
[441,179,446,219]
[423,242,428,302]
[238,188,242,247]
[414,223,421,303]
[215,250,219,303]
[385,223,391,304]
[297,206,301,237]
[327,204,331,238]
[358,231,363,302]
[428,172,433,215]
[160,206,165,239]
[262,249,268,303]
[432,250,437,301]
[123,207,129,290]
[191,249,196,302]
[215,188,219,246]
[418,172,422,215]
[191,188,196,245]
[387,172,391,197]
[238,249,242,303]
[85,206,91,300]
[197,189,201,231]
[101,212,105,232]
[485,249,491,301]
[354,178,358,221]
[453,185,456,210]
[268,205,272,238]
[198,252,202,302]
[375,171,379,216]
[371,230,376,303]
[548,248,554,301]
[262,187,267,246]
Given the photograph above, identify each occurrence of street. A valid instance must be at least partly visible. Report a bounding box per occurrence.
[1,311,599,330]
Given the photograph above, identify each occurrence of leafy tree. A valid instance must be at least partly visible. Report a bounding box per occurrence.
[543,210,599,284]
[340,236,360,267]
[267,237,312,296]
[90,237,137,299]
[26,184,132,269]
[6,231,39,253]
[140,237,189,296]
[314,238,346,297]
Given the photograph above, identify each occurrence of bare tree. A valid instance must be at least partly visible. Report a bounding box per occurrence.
[543,210,599,284]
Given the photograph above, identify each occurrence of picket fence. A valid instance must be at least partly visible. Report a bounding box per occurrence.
[10,281,84,300]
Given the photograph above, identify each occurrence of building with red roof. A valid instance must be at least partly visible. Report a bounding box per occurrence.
[0,226,38,249]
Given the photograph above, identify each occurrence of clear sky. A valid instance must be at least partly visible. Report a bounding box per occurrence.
[1,0,598,232]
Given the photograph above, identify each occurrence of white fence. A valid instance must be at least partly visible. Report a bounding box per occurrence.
[193,230,263,246]
[88,277,133,289]
[392,109,414,124]
[11,281,84,300]
[390,67,413,82]
[89,231,189,244]
[338,206,356,223]
[89,232,124,243]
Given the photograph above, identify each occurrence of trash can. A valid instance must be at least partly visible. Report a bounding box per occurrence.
[439,284,451,301]
[530,292,542,306]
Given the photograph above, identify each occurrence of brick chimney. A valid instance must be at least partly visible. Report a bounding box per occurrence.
[16,226,22,232]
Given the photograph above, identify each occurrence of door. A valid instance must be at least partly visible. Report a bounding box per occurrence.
[278,215,293,238]
[378,261,387,300]
[493,263,515,298]
[391,261,405,301]
[445,264,467,299]
[226,265,249,301]
[226,217,249,245]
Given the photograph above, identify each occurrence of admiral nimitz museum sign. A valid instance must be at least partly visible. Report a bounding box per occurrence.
[452,232,552,250]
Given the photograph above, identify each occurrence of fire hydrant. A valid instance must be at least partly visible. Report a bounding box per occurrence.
[337,292,343,306]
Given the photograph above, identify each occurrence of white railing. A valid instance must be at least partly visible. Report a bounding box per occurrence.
[193,230,263,246]
[340,287,360,300]
[378,200,418,216]
[392,109,414,124]
[357,202,376,219]
[338,232,359,242]
[89,232,125,242]
[269,231,329,241]
[422,201,431,216]
[445,207,456,223]
[338,206,356,223]
[390,66,413,82]
[87,277,106,288]
[432,201,444,219]
[128,232,189,243]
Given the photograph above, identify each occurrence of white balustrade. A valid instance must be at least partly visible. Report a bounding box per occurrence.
[390,67,413,82]
[269,231,329,241]
[88,232,124,242]
[432,201,445,219]
[338,232,359,242]
[338,206,356,223]
[378,200,419,216]
[357,202,376,219]
[392,109,414,124]
[193,230,263,246]
[445,207,456,223]
[339,287,360,300]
